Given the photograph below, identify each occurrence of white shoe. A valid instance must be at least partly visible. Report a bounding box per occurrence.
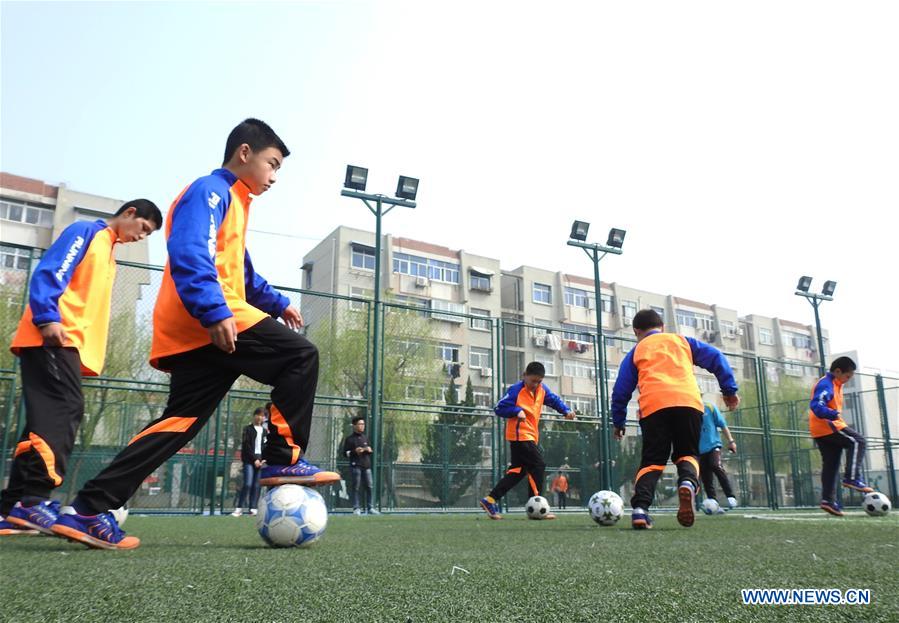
[727,497,738,510]
[231,509,243,517]
[249,508,257,516]
[353,508,363,516]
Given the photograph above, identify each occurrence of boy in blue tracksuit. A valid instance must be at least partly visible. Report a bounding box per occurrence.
[698,401,738,511]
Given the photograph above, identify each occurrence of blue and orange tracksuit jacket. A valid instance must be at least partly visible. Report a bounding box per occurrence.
[494,382,571,443]
[10,220,118,376]
[808,373,848,438]
[610,331,738,429]
[150,168,289,369]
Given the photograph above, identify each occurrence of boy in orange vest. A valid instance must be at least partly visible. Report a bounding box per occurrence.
[53,119,339,549]
[0,200,162,536]
[611,309,739,529]
[809,356,871,516]
[480,361,574,520]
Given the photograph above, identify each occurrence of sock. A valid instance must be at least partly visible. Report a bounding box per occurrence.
[633,507,647,515]
[21,496,48,507]
[72,499,99,516]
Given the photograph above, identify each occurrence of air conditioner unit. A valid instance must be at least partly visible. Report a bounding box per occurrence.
[737,327,745,336]
[532,335,547,347]
[623,317,632,327]
[414,276,429,288]
[480,367,493,378]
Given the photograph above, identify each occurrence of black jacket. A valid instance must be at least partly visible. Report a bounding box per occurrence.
[342,431,372,469]
[241,424,267,465]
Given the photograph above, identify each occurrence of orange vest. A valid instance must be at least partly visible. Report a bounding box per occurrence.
[505,385,546,443]
[633,332,703,419]
[551,475,569,493]
[11,227,117,376]
[808,375,848,438]
[150,179,268,368]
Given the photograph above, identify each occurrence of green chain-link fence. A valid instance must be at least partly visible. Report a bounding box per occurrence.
[1,253,896,513]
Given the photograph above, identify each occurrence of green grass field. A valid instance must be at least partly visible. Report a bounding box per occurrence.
[1,510,897,623]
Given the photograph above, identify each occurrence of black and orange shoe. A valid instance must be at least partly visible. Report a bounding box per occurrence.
[259,459,340,487]
[820,500,845,517]
[677,482,696,527]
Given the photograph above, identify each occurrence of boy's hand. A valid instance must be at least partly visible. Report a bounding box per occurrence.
[39,322,67,347]
[209,318,237,353]
[727,440,737,454]
[614,426,626,440]
[517,411,527,419]
[564,410,575,420]
[723,394,740,411]
[281,306,304,330]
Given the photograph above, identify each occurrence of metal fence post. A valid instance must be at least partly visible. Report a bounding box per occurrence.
[875,375,898,501]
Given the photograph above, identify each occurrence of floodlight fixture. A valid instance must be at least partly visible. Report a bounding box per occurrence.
[796,276,812,293]
[570,220,590,242]
[344,165,368,191]
[606,228,627,249]
[396,176,419,201]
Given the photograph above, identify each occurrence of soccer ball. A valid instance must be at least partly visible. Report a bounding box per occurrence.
[110,505,129,527]
[863,492,891,517]
[256,485,328,547]
[526,495,551,520]
[588,490,624,526]
[701,498,721,515]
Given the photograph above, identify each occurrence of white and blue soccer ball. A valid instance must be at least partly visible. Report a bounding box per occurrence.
[526,495,551,520]
[863,492,891,517]
[701,498,721,515]
[256,485,328,548]
[588,490,624,526]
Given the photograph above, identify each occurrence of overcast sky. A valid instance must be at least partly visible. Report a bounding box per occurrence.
[2,1,896,373]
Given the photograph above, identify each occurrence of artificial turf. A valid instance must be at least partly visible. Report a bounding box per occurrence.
[1,510,896,623]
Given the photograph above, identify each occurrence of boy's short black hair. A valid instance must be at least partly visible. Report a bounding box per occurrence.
[632,309,664,331]
[223,118,290,165]
[830,356,857,373]
[525,361,545,377]
[115,198,163,230]
[352,416,365,425]
[253,407,265,416]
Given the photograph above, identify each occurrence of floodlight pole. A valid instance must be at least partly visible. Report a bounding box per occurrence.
[795,291,832,376]
[567,239,622,491]
[341,189,415,511]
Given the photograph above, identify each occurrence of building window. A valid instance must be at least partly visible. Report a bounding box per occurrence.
[430,299,465,323]
[349,286,373,311]
[565,396,595,416]
[392,295,429,317]
[470,346,492,370]
[601,295,614,313]
[0,201,53,229]
[564,287,590,308]
[0,246,32,271]
[783,331,812,349]
[351,243,376,271]
[534,355,556,376]
[697,376,718,394]
[676,309,714,331]
[473,390,493,407]
[651,306,666,323]
[720,320,736,338]
[532,283,552,305]
[784,363,804,377]
[561,323,593,343]
[438,343,461,364]
[563,360,593,379]
[758,327,775,345]
[470,308,491,331]
[533,318,552,336]
[621,301,637,324]
[393,252,460,284]
[469,271,491,291]
[606,366,618,381]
